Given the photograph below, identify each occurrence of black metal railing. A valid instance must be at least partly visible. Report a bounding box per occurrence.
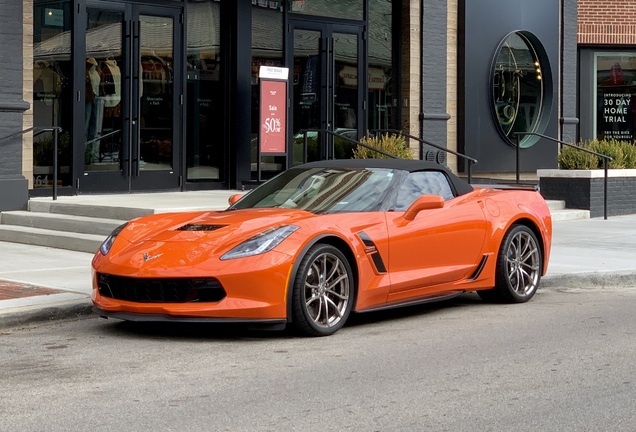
[297,128,479,183]
[515,132,613,220]
[297,129,399,161]
[371,129,478,184]
[0,126,63,200]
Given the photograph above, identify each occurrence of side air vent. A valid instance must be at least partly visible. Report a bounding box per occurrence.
[177,224,227,232]
[468,255,489,281]
[357,231,387,273]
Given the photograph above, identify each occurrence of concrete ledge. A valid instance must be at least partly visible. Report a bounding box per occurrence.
[0,297,93,329]
[539,174,636,217]
[542,271,636,290]
[538,168,636,178]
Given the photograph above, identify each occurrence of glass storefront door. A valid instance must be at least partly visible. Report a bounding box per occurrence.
[81,2,182,192]
[289,20,364,164]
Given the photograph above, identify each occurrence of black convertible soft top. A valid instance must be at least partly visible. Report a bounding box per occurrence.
[297,159,474,197]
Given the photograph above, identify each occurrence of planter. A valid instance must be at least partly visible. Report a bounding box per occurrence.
[537,169,636,218]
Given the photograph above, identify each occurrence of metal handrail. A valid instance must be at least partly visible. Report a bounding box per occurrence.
[514,132,613,220]
[297,129,400,161]
[371,129,478,184]
[0,126,62,200]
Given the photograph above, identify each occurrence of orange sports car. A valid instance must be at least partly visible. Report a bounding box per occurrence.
[92,159,552,336]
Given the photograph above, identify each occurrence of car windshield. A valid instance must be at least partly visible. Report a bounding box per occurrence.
[230,167,400,213]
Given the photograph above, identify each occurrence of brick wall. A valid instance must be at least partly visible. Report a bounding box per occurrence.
[578,0,636,44]
[540,176,636,217]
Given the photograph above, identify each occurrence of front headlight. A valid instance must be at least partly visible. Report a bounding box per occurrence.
[220,225,299,260]
[99,222,128,256]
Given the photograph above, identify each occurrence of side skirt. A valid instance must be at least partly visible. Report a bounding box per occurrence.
[355,291,465,314]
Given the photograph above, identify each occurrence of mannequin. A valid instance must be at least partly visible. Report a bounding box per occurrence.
[101,59,121,108]
[85,58,104,163]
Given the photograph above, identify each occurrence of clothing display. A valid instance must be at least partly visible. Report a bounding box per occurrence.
[33,60,62,101]
[101,59,121,108]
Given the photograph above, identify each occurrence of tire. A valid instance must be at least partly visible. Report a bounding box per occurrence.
[478,224,542,303]
[291,244,354,336]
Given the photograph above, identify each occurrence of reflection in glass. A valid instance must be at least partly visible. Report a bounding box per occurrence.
[139,15,174,171]
[333,32,359,159]
[292,29,321,165]
[232,167,396,213]
[83,9,124,173]
[594,53,636,141]
[33,1,72,188]
[186,0,222,181]
[252,5,285,179]
[395,172,454,210]
[492,33,544,147]
[287,0,363,21]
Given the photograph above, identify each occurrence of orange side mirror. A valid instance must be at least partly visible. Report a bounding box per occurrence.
[403,195,444,221]
[228,193,244,206]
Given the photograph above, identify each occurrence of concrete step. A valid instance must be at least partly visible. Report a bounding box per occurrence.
[28,200,153,220]
[545,200,590,221]
[0,211,125,236]
[546,200,566,211]
[550,208,591,221]
[0,225,105,254]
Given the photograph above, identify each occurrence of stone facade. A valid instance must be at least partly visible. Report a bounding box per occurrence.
[23,0,34,189]
[0,0,29,211]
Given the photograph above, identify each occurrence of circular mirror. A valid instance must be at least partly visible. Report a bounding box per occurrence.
[491,32,549,148]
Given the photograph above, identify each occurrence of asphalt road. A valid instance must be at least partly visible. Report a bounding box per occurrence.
[1,286,635,432]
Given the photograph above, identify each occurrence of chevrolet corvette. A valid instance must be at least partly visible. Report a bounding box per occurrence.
[92,159,552,336]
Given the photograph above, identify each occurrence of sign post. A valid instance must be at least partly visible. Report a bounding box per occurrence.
[258,66,289,181]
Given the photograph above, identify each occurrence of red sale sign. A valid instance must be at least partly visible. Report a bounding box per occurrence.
[259,80,287,154]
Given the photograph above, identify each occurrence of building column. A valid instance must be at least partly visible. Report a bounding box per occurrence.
[401,0,421,158]
[225,0,252,189]
[421,0,450,150]
[0,0,30,211]
[561,0,578,143]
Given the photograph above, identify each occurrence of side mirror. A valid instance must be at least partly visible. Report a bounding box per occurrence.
[403,195,444,221]
[228,193,244,206]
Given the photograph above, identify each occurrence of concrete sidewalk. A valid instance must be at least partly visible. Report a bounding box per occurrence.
[1,212,635,328]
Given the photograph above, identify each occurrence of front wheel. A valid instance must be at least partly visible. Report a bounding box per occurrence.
[291,244,354,336]
[478,225,542,303]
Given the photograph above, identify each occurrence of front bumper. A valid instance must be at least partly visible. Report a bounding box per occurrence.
[92,307,287,326]
[92,249,294,321]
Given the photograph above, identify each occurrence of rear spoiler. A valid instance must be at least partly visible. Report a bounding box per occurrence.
[472,183,540,192]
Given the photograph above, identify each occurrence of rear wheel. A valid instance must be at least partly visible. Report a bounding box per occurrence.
[478,225,542,303]
[292,244,354,336]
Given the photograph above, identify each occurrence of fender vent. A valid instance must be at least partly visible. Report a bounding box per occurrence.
[468,255,489,281]
[177,224,227,232]
[357,231,387,273]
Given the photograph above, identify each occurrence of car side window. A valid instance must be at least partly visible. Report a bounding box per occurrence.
[395,171,455,210]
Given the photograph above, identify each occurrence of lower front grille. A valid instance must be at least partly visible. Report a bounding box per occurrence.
[98,274,226,303]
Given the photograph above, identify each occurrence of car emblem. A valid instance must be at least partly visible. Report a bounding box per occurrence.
[143,252,163,262]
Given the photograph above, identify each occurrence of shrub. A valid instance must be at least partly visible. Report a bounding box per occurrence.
[557,144,599,170]
[353,133,413,159]
[558,139,636,169]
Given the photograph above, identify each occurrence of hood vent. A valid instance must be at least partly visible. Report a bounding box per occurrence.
[177,224,227,232]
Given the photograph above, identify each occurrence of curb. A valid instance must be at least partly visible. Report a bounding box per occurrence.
[0,298,94,330]
[542,271,636,290]
[1,272,635,330]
